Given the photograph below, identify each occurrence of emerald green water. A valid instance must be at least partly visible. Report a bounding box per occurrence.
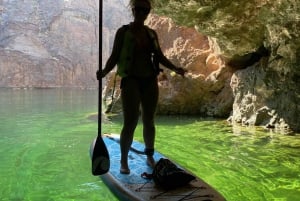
[0,89,299,201]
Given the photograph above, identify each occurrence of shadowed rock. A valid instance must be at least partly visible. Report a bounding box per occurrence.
[227,45,270,71]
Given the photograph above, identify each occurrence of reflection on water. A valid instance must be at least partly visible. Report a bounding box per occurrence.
[0,89,299,201]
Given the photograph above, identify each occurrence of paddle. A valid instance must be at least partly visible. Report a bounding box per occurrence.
[91,0,110,176]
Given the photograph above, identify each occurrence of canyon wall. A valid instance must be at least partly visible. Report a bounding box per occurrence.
[0,0,100,88]
[0,0,129,88]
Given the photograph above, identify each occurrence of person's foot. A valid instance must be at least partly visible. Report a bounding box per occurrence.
[120,167,130,174]
[146,156,156,168]
[120,162,130,174]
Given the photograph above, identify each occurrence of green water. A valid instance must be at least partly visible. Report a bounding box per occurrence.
[0,89,299,201]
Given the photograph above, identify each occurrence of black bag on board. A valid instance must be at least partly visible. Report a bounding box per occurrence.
[142,158,196,190]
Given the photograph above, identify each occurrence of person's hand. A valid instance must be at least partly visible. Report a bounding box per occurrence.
[174,67,187,77]
[96,70,106,80]
[96,70,101,80]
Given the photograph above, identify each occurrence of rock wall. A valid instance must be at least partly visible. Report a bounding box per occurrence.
[0,0,130,88]
[148,15,233,116]
[0,0,100,88]
[155,0,300,132]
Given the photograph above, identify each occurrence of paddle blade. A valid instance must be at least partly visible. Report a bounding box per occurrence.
[91,136,110,175]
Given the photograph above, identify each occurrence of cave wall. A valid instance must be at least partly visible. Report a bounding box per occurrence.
[154,0,300,132]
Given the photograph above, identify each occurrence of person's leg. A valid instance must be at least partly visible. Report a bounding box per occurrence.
[120,78,140,173]
[140,77,158,167]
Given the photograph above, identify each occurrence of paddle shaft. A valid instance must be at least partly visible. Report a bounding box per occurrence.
[98,0,102,134]
[91,0,110,176]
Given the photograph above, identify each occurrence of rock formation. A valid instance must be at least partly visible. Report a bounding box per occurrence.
[0,0,101,88]
[154,0,300,132]
[0,0,130,88]
[151,15,234,116]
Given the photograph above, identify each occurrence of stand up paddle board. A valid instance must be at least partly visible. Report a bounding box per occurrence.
[90,133,226,201]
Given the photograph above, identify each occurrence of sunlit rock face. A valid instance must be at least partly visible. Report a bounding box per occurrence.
[103,14,233,117]
[154,0,300,132]
[147,15,233,116]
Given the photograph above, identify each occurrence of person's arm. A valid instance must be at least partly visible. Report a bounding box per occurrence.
[97,27,124,79]
[152,31,186,76]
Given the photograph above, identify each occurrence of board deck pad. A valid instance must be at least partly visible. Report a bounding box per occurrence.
[91,134,226,201]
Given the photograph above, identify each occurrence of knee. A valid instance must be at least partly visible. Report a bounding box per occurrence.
[143,121,154,130]
[142,114,154,125]
[122,125,136,133]
[122,119,138,133]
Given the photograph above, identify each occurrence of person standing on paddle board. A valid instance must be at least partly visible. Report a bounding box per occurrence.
[98,0,186,174]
